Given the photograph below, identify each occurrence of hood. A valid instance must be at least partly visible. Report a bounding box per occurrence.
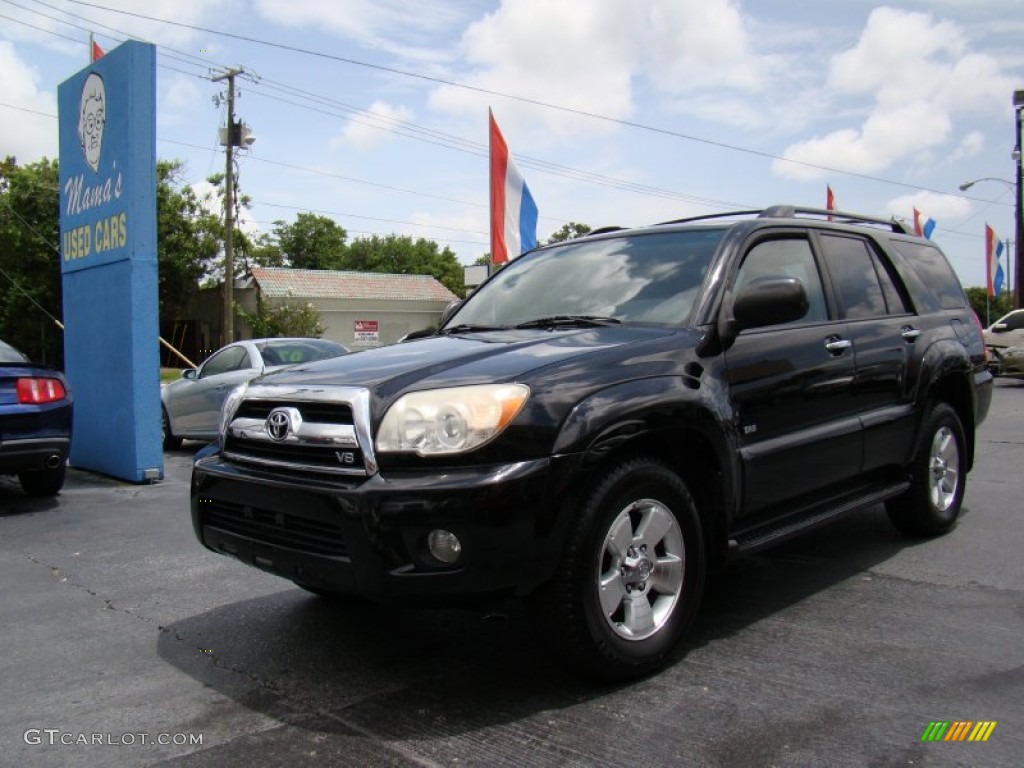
[259,325,681,401]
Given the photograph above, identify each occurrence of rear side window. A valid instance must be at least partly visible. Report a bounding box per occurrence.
[890,241,967,311]
[819,234,909,319]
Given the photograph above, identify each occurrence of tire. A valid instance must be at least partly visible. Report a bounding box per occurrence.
[162,408,182,451]
[886,403,966,537]
[18,462,66,498]
[537,457,706,681]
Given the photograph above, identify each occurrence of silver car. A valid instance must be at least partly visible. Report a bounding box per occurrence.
[983,309,1024,378]
[161,338,348,448]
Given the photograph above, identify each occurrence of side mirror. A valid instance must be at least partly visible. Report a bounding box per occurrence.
[440,299,463,327]
[732,277,809,330]
[182,369,197,380]
[400,328,437,342]
[991,323,1009,333]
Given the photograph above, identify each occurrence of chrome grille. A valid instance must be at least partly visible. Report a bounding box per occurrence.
[221,384,377,477]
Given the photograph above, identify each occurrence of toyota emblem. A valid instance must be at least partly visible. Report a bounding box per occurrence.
[265,409,292,442]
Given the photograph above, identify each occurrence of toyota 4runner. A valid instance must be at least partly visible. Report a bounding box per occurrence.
[190,206,992,680]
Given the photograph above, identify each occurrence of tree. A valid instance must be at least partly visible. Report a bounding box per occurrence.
[0,156,63,364]
[547,221,592,244]
[965,286,1013,326]
[235,297,325,338]
[247,231,286,269]
[274,213,347,270]
[342,234,464,296]
[157,160,222,330]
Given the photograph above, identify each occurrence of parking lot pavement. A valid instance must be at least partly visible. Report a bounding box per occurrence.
[1,380,1023,767]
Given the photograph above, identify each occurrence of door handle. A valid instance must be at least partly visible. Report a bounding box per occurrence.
[825,337,852,355]
[901,326,921,342]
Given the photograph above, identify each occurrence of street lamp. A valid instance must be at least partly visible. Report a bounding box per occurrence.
[959,176,1016,299]
[958,177,1013,192]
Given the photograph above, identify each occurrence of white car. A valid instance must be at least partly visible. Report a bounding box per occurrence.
[983,309,1024,378]
[161,338,348,448]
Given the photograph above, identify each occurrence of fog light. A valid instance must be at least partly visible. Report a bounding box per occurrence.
[427,529,462,564]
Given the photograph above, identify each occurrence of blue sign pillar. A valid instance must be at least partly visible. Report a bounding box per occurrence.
[58,41,162,482]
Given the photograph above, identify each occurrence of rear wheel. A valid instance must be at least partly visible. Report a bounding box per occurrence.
[886,403,966,537]
[538,457,706,681]
[162,408,182,451]
[18,463,66,497]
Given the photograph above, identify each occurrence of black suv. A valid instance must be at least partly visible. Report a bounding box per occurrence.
[190,206,992,680]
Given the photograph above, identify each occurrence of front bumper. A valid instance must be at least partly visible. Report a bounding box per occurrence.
[190,452,580,604]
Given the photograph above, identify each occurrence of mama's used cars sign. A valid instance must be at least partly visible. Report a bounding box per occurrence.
[58,41,162,482]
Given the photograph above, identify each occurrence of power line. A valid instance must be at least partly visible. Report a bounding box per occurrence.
[10,1,1015,218]
[53,0,1005,198]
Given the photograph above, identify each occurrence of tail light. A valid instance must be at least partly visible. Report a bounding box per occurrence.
[970,312,989,364]
[16,377,67,404]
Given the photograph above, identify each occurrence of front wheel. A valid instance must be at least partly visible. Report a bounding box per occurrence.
[886,403,966,537]
[537,457,706,681]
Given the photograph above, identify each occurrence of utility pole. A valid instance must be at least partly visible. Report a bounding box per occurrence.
[212,68,244,345]
[1014,89,1024,310]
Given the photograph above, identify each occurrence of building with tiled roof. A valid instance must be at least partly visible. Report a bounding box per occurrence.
[221,267,460,350]
[248,267,459,303]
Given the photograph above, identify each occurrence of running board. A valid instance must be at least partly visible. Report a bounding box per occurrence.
[728,481,910,556]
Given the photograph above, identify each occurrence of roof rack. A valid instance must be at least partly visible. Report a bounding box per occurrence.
[652,206,913,235]
[587,225,626,236]
[655,210,763,227]
[758,205,912,234]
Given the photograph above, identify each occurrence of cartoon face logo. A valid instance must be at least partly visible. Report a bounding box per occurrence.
[77,73,106,172]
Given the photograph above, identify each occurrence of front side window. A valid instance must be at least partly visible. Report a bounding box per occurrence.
[450,229,726,327]
[200,346,250,378]
[999,310,1024,330]
[733,237,828,323]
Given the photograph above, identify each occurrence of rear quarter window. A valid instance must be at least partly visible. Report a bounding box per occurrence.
[889,240,967,311]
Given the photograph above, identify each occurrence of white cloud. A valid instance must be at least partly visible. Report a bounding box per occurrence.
[429,0,768,144]
[774,101,952,181]
[330,101,414,151]
[0,42,58,162]
[949,130,985,163]
[160,74,205,129]
[253,0,469,60]
[886,191,971,225]
[774,7,1016,180]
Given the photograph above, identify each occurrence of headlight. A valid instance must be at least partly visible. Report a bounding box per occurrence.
[376,384,529,456]
[218,382,249,448]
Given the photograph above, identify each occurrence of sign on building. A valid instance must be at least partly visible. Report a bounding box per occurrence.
[353,320,379,346]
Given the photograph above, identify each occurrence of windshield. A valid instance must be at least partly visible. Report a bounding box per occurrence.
[450,229,725,328]
[256,339,348,366]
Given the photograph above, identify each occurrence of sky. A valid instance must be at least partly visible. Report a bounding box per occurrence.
[1,0,1023,291]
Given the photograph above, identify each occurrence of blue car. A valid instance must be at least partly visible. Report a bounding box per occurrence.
[0,339,72,497]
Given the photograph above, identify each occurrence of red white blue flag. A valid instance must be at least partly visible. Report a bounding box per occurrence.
[490,110,538,265]
[826,185,835,221]
[913,207,936,239]
[986,224,1005,297]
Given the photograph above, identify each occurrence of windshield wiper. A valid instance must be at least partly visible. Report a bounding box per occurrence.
[440,323,511,334]
[514,315,622,329]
